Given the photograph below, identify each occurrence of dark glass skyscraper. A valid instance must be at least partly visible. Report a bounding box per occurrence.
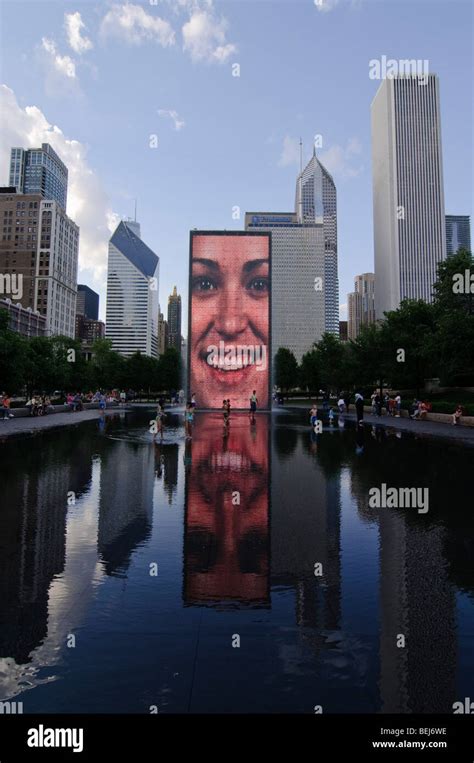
[445,215,471,256]
[77,285,99,320]
[9,143,68,211]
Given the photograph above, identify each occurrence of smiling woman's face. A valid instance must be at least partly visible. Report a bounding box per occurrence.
[189,234,270,409]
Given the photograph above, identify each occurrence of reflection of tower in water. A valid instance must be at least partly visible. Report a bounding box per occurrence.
[183,413,270,607]
[379,509,456,713]
[98,441,154,576]
[271,427,342,634]
[348,427,457,713]
[0,435,93,664]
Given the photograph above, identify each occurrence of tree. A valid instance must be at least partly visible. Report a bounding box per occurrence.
[159,347,181,391]
[312,333,348,392]
[300,348,320,392]
[433,248,473,316]
[349,323,387,394]
[381,300,437,396]
[0,309,28,394]
[274,347,298,393]
[90,339,125,389]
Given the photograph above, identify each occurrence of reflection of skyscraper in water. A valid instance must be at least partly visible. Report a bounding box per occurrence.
[183,414,270,607]
[98,441,154,576]
[379,509,456,712]
[0,436,93,664]
[156,443,179,505]
[271,430,342,633]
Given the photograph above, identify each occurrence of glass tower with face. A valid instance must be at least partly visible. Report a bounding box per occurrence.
[189,233,270,409]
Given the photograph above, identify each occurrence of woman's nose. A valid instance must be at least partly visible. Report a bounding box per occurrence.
[214,290,247,338]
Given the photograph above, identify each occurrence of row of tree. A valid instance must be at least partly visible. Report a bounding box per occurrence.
[275,249,474,396]
[0,317,182,396]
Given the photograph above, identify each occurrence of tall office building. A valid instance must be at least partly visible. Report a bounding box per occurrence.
[0,189,78,337]
[372,75,446,318]
[295,148,339,334]
[76,284,99,320]
[167,286,182,349]
[9,144,68,211]
[105,220,159,357]
[347,272,375,340]
[445,215,471,256]
[245,212,325,365]
[158,310,168,355]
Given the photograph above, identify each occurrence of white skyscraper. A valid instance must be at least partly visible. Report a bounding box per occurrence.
[371,74,446,318]
[295,149,339,334]
[245,212,325,365]
[36,199,79,338]
[105,221,159,357]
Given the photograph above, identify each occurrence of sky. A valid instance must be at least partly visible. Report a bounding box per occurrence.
[0,0,472,327]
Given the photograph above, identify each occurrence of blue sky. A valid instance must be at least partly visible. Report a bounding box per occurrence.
[0,0,472,326]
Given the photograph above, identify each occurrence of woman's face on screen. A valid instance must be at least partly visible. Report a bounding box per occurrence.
[190,235,269,409]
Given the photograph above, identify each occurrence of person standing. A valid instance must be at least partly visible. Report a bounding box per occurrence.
[395,393,401,417]
[355,392,364,424]
[249,390,258,415]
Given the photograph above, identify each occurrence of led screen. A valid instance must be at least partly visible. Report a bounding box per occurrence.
[188,232,271,410]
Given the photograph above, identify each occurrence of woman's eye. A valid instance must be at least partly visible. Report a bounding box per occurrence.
[193,277,216,291]
[247,277,268,292]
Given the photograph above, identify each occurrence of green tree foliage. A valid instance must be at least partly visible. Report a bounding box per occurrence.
[274,347,298,392]
[0,309,182,396]
[300,348,320,392]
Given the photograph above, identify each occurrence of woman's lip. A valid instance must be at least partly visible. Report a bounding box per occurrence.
[203,360,255,386]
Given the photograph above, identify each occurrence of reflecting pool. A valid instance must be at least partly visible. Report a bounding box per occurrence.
[0,409,473,713]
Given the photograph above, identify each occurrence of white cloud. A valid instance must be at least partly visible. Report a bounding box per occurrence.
[0,85,117,298]
[158,109,185,131]
[314,0,340,11]
[65,12,93,55]
[319,138,363,179]
[182,9,236,63]
[41,37,76,79]
[339,303,347,321]
[100,4,175,47]
[278,135,301,168]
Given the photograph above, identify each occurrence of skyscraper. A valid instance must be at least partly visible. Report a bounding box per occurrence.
[158,310,169,355]
[372,75,446,318]
[9,144,68,211]
[245,212,325,365]
[295,148,339,334]
[105,220,159,357]
[167,286,182,349]
[0,189,78,337]
[347,273,375,340]
[445,215,471,256]
[76,284,99,320]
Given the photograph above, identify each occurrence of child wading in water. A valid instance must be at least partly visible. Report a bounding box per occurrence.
[185,402,194,439]
[154,404,166,442]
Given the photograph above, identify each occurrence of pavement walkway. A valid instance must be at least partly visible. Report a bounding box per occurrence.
[320,409,474,446]
[0,406,125,441]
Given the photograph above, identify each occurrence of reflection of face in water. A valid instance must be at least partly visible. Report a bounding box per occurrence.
[184,414,269,605]
[190,234,270,409]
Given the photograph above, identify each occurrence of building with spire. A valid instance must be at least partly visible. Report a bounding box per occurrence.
[295,147,339,335]
[167,286,182,350]
[105,220,159,357]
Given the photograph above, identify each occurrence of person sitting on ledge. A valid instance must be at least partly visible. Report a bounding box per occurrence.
[452,405,463,426]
